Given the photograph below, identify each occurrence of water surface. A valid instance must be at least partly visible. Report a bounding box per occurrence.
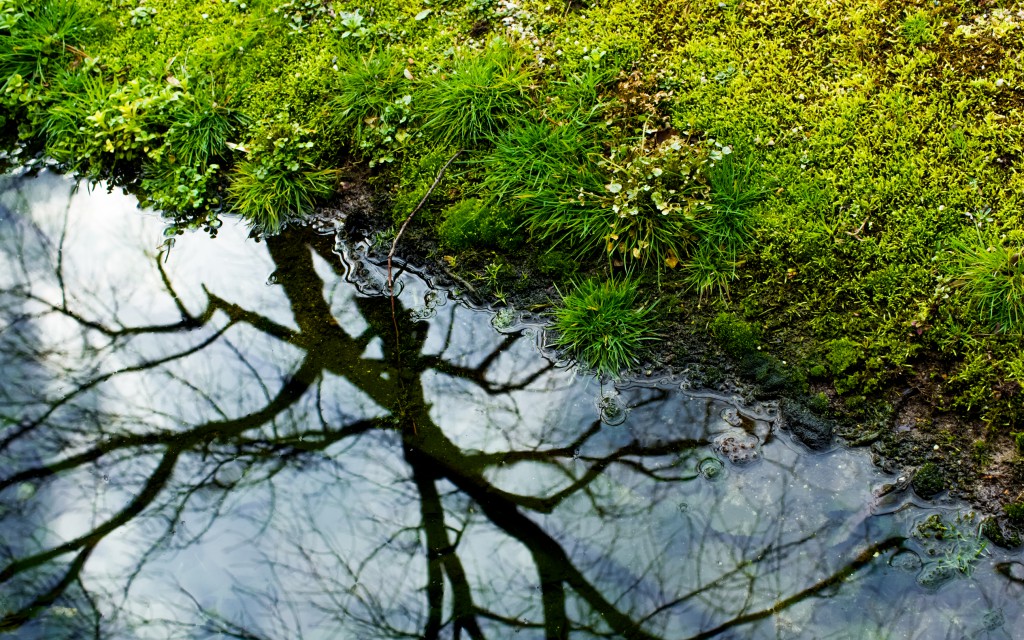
[0,171,1022,639]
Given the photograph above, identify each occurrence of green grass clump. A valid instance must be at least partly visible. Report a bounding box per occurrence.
[478,120,607,246]
[164,87,248,167]
[701,152,765,252]
[681,151,765,300]
[228,120,335,233]
[682,243,737,301]
[419,39,533,147]
[330,49,408,150]
[552,277,658,377]
[953,238,1024,334]
[0,0,95,82]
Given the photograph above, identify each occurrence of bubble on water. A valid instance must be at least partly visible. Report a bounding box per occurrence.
[713,432,761,465]
[410,306,436,321]
[698,457,725,481]
[678,502,689,513]
[15,482,35,501]
[491,306,517,331]
[981,609,1005,631]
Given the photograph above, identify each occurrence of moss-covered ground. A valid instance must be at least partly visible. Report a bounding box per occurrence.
[3,0,1024,531]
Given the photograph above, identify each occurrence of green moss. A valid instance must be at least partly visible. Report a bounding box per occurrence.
[437,198,520,251]
[901,10,935,46]
[1005,502,1024,523]
[536,250,578,280]
[709,312,759,357]
[981,517,1022,549]
[824,338,860,376]
[912,462,945,499]
[807,392,829,414]
[387,146,463,224]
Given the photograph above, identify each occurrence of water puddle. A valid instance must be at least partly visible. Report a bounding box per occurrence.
[0,171,1021,638]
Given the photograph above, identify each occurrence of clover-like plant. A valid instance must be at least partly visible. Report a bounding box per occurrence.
[601,136,710,271]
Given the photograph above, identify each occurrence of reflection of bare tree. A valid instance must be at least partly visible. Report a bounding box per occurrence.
[0,183,936,639]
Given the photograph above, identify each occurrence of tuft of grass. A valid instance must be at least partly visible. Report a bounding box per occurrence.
[478,120,606,246]
[953,238,1024,334]
[552,277,658,377]
[330,48,406,143]
[0,0,94,82]
[700,151,766,253]
[42,69,114,170]
[547,66,616,122]
[228,160,335,232]
[419,39,533,147]
[682,243,737,301]
[165,87,249,167]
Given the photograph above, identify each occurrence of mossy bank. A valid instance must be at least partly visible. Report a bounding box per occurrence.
[3,0,1024,533]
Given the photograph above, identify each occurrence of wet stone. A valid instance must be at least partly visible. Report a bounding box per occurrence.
[781,398,834,450]
[917,563,956,590]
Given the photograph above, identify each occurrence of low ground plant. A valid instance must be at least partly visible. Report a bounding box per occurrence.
[44,72,180,177]
[228,120,335,232]
[552,277,658,377]
[601,136,710,271]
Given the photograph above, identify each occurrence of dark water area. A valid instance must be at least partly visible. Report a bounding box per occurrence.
[0,171,1022,639]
